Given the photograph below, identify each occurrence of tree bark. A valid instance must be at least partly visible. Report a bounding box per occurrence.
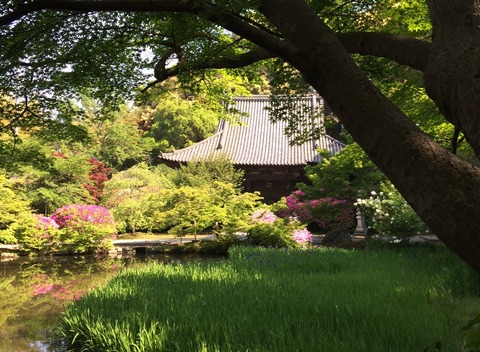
[260,0,480,272]
[424,0,480,158]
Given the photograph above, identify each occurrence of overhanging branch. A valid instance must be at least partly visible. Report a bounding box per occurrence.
[339,32,430,71]
[0,0,197,26]
[1,0,431,73]
[144,46,273,91]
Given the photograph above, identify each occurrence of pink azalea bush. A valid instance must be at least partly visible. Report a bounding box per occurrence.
[51,204,117,253]
[35,215,59,239]
[292,228,313,247]
[52,204,115,228]
[247,208,313,248]
[250,209,278,224]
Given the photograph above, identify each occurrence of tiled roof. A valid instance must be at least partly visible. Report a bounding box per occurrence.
[159,95,345,166]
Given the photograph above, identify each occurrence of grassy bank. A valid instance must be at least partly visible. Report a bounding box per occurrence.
[56,246,480,351]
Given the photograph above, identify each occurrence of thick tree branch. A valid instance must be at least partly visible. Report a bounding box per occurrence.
[144,46,273,91]
[338,32,430,71]
[1,0,298,72]
[1,0,431,73]
[148,31,430,86]
[0,0,196,26]
[424,0,480,158]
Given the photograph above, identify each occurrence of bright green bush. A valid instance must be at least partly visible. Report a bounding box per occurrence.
[0,174,33,244]
[102,163,175,233]
[151,182,261,238]
[13,213,60,252]
[247,222,298,247]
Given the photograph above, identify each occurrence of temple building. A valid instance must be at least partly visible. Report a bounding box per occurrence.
[159,95,345,203]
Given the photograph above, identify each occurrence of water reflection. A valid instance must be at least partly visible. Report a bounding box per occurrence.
[0,253,219,352]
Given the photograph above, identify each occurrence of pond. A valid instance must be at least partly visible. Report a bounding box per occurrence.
[0,252,217,352]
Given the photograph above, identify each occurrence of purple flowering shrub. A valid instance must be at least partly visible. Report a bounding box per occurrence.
[10,204,116,253]
[279,190,354,233]
[51,204,117,253]
[247,209,313,248]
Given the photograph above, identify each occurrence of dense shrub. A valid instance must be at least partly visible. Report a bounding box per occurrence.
[151,181,261,238]
[246,209,312,248]
[51,204,116,253]
[0,175,34,244]
[355,182,428,239]
[13,214,60,252]
[278,190,354,232]
[102,163,175,233]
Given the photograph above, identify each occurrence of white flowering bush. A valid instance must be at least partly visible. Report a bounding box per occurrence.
[355,182,428,239]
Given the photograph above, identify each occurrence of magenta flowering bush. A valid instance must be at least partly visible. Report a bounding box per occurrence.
[35,215,59,239]
[51,204,116,253]
[281,191,354,232]
[52,204,115,228]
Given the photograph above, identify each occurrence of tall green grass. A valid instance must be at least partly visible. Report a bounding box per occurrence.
[56,246,480,351]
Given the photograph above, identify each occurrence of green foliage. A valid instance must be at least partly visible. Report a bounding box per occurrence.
[246,209,312,248]
[152,181,261,238]
[0,137,54,173]
[78,101,156,171]
[148,157,259,237]
[13,213,59,253]
[0,174,33,243]
[20,152,94,214]
[175,154,245,190]
[219,187,262,234]
[246,221,299,248]
[301,143,385,199]
[102,163,175,233]
[0,95,90,145]
[463,313,480,352]
[154,185,220,238]
[145,97,220,151]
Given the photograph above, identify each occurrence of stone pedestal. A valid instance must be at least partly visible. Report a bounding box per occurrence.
[353,208,367,236]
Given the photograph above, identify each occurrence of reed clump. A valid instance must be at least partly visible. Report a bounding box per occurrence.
[56,246,480,351]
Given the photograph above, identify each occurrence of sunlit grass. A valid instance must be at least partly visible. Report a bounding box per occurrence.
[57,246,480,352]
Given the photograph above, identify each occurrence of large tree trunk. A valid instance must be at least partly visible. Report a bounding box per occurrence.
[424,0,480,157]
[260,0,480,272]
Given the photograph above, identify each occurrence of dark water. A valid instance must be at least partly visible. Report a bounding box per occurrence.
[0,252,217,352]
